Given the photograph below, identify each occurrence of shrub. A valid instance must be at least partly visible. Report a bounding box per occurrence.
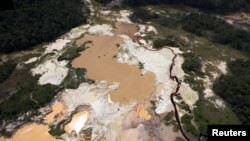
[58,46,85,61]
[182,53,202,74]
[181,114,199,136]
[130,8,159,23]
[49,122,66,137]
[165,111,174,124]
[153,35,183,49]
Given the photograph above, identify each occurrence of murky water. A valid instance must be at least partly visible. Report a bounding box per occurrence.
[72,33,155,103]
[114,22,138,38]
[45,102,64,123]
[0,124,60,141]
[65,111,89,134]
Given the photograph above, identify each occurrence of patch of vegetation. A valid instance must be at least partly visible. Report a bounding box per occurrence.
[182,13,250,53]
[0,58,40,94]
[181,114,199,136]
[177,101,191,113]
[213,59,250,124]
[143,6,247,61]
[194,96,241,138]
[58,46,86,62]
[175,94,182,100]
[164,111,174,124]
[157,14,182,28]
[0,62,16,84]
[0,0,89,53]
[0,65,93,122]
[184,76,204,92]
[181,114,193,123]
[139,62,144,69]
[172,122,179,132]
[49,122,66,137]
[49,126,65,137]
[175,137,185,141]
[153,35,182,48]
[182,53,202,75]
[0,81,59,121]
[183,66,240,138]
[130,8,159,23]
[58,41,92,62]
[62,67,94,89]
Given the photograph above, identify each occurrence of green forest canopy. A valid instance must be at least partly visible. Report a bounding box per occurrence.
[0,0,89,53]
[182,13,250,53]
[123,0,250,13]
[95,0,250,13]
[213,60,250,124]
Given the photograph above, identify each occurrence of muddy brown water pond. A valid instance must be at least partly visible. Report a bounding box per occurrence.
[114,22,138,38]
[72,31,155,103]
[0,124,60,141]
[45,102,64,123]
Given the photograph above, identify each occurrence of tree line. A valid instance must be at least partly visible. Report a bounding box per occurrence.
[213,60,250,124]
[95,0,250,13]
[182,13,250,53]
[0,0,89,53]
[123,0,250,13]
